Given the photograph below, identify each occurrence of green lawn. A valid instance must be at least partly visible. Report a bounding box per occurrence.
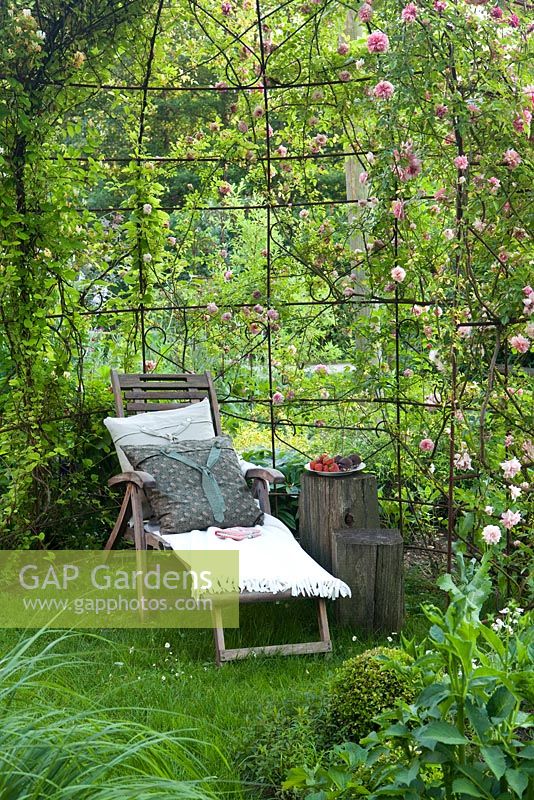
[0,567,439,797]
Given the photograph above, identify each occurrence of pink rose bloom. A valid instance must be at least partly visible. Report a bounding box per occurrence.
[219,181,232,195]
[453,450,473,470]
[373,80,394,99]
[401,2,418,22]
[142,203,152,214]
[435,104,448,118]
[272,392,284,405]
[488,176,500,191]
[337,41,350,55]
[500,457,522,479]
[315,133,328,147]
[221,311,232,322]
[314,364,329,375]
[433,306,443,318]
[253,304,263,313]
[508,13,520,27]
[286,389,296,401]
[403,368,414,377]
[359,171,368,184]
[502,148,521,168]
[266,308,279,320]
[482,524,502,545]
[206,302,218,314]
[224,270,233,281]
[249,323,261,335]
[434,0,446,11]
[501,509,522,530]
[412,304,423,317]
[391,266,406,283]
[391,199,405,219]
[367,32,389,53]
[509,334,530,354]
[339,70,352,82]
[299,209,309,219]
[253,105,264,118]
[454,155,469,170]
[358,3,373,21]
[434,187,447,200]
[237,120,248,132]
[344,286,357,297]
[504,434,514,447]
[419,438,434,452]
[490,5,503,17]
[277,145,288,157]
[144,360,157,372]
[221,1,232,14]
[443,228,455,240]
[510,486,522,500]
[522,440,534,460]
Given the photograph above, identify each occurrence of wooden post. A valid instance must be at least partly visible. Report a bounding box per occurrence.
[298,472,380,571]
[332,528,404,633]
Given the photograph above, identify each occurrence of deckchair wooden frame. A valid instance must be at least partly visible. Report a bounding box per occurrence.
[105,369,332,666]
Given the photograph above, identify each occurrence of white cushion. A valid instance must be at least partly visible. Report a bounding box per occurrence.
[104,399,215,472]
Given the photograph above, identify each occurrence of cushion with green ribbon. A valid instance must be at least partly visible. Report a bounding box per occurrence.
[123,436,264,535]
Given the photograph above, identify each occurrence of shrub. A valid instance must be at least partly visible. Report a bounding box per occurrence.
[237,693,328,798]
[327,647,415,743]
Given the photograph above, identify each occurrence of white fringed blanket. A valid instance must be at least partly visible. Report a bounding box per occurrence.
[157,512,351,600]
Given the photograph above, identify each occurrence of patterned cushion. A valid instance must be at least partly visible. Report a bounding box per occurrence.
[123,436,264,535]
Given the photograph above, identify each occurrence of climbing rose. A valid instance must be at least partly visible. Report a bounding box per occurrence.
[391,199,405,219]
[454,450,473,470]
[144,360,157,372]
[391,266,406,283]
[401,3,418,22]
[221,0,232,13]
[500,457,522,479]
[509,334,530,354]
[502,148,521,168]
[142,203,152,214]
[337,41,350,54]
[221,311,232,322]
[206,302,218,314]
[272,392,284,405]
[339,70,352,82]
[454,155,469,170]
[419,438,434,452]
[314,364,329,375]
[374,80,394,99]
[237,120,248,132]
[434,0,446,11]
[482,525,502,544]
[501,509,522,530]
[266,308,279,320]
[367,32,389,53]
[490,5,503,17]
[359,3,373,21]
[219,182,232,195]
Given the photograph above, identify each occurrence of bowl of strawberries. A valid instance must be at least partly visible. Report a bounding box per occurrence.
[305,453,365,475]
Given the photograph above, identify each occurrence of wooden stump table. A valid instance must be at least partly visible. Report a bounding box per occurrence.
[298,470,404,632]
[299,471,381,572]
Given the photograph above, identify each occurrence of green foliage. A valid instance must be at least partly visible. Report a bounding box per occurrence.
[238,694,329,798]
[285,550,534,799]
[0,628,242,799]
[327,647,416,744]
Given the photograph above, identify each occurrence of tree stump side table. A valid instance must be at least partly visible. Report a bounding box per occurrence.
[332,528,404,633]
[298,471,381,572]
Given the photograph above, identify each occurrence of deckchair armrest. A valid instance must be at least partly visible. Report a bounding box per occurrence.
[245,467,285,484]
[108,471,156,490]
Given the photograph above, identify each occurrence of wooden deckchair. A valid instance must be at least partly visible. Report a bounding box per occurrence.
[105,369,332,665]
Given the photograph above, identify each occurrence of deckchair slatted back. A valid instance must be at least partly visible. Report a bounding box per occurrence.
[110,369,222,435]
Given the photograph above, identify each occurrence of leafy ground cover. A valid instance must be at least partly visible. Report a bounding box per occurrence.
[0,566,436,797]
